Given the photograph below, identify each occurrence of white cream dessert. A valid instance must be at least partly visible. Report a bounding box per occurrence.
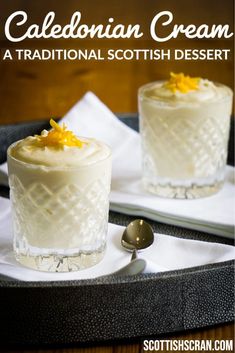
[7,120,112,271]
[10,133,110,167]
[138,73,233,198]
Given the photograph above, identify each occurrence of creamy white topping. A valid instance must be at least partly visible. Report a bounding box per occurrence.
[9,135,111,167]
[143,79,232,105]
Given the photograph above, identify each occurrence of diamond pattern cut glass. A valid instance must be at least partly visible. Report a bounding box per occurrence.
[138,82,233,199]
[8,144,112,272]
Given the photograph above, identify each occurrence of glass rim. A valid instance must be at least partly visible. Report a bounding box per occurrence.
[7,140,112,171]
[138,80,233,106]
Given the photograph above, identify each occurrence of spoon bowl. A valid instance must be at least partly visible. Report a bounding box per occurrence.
[122,219,154,259]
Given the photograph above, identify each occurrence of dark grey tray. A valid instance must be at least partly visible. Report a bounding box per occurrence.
[0,116,234,347]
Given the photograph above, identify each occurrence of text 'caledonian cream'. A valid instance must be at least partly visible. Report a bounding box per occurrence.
[5,10,234,42]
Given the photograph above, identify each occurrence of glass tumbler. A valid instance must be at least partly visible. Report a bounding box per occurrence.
[7,144,112,272]
[138,82,233,199]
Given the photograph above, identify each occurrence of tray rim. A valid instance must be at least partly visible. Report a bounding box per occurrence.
[1,259,234,288]
[1,259,234,346]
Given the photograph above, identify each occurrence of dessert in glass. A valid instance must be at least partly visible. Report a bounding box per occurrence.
[7,120,112,272]
[138,73,233,199]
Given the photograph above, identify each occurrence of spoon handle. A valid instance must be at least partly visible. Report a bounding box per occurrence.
[100,259,146,278]
[131,249,138,261]
[111,259,146,276]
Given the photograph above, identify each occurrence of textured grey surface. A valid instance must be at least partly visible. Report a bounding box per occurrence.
[0,261,234,346]
[0,117,234,346]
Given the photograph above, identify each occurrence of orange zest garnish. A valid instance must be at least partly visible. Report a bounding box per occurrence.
[165,72,200,94]
[36,119,84,148]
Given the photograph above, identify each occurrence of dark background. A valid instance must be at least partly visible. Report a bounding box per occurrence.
[0,0,233,124]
